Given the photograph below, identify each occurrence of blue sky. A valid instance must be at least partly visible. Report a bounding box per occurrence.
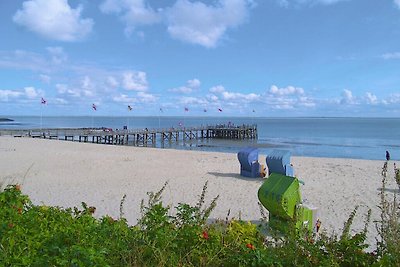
[0,0,400,117]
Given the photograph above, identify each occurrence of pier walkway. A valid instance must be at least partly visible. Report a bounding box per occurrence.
[0,125,257,147]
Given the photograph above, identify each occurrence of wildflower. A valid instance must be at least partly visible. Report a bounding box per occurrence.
[202,231,209,240]
[17,208,22,214]
[246,243,255,250]
[316,219,321,233]
[8,223,14,228]
[89,206,96,215]
[15,184,21,191]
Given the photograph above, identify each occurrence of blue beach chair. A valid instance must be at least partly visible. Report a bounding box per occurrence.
[237,147,261,178]
[266,149,294,176]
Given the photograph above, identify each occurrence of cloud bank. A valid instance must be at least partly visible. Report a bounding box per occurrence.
[13,0,93,41]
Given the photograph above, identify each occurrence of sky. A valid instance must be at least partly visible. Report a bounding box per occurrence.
[0,0,400,117]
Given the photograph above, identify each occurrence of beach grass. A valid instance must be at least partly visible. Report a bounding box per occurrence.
[1,164,400,266]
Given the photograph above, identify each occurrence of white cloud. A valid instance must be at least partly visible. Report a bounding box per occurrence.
[0,87,44,102]
[340,89,356,105]
[24,86,40,99]
[382,52,400,60]
[365,92,378,104]
[0,90,23,101]
[208,84,260,103]
[81,76,93,90]
[266,84,315,109]
[166,0,251,48]
[395,0,400,8]
[13,0,93,41]
[209,85,226,93]
[137,91,157,102]
[99,0,161,36]
[207,94,219,102]
[113,94,136,103]
[169,78,201,94]
[122,71,148,91]
[269,85,304,96]
[54,98,68,104]
[56,84,68,94]
[187,78,201,88]
[284,0,348,5]
[106,76,119,88]
[386,93,400,104]
[56,83,81,97]
[100,0,251,47]
[46,47,68,64]
[221,91,259,101]
[39,74,51,84]
[179,96,208,105]
[277,0,289,7]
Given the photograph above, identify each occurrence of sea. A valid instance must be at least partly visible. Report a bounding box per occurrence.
[0,116,399,160]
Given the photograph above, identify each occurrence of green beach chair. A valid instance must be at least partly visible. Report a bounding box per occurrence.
[258,173,316,233]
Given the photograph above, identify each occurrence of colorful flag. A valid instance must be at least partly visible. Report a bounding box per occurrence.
[41,97,47,104]
[92,103,97,111]
[218,108,223,112]
[184,107,189,112]
[128,105,132,111]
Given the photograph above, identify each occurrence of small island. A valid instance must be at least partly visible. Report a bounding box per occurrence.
[0,118,13,122]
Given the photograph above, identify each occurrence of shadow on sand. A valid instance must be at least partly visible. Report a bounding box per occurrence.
[377,187,399,194]
[208,171,264,182]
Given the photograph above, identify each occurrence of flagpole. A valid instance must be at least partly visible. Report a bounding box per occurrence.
[183,111,186,128]
[91,104,97,129]
[40,104,43,130]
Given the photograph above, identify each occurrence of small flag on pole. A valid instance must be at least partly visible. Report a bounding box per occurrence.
[92,103,97,111]
[41,97,47,104]
[218,108,223,112]
[203,109,207,112]
[184,107,189,112]
[128,105,132,111]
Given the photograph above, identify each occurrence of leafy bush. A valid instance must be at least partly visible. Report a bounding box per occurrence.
[1,166,399,266]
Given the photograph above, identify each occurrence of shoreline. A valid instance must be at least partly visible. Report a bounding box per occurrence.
[1,136,399,249]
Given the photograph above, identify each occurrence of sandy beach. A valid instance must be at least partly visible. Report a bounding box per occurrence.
[1,137,398,249]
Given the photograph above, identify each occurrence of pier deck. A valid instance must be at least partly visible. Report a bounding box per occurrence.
[0,125,257,147]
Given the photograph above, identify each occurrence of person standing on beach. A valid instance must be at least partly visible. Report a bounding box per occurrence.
[386,150,390,161]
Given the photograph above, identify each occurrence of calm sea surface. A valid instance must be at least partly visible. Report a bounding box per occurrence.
[1,116,399,160]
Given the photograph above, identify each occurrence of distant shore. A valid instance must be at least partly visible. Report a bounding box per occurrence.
[0,118,13,122]
[0,136,399,250]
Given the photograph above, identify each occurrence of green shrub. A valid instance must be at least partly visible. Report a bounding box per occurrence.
[1,168,399,267]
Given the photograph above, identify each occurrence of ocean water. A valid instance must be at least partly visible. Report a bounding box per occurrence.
[1,116,399,160]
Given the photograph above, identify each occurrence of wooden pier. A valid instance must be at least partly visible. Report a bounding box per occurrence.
[0,125,257,147]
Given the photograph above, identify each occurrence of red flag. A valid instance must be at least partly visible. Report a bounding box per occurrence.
[218,108,222,112]
[184,107,189,112]
[92,103,97,111]
[41,97,47,104]
[128,105,132,111]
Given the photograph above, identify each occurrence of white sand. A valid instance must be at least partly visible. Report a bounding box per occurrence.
[1,137,398,248]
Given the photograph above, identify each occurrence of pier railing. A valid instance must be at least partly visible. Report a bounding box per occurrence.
[0,124,257,147]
